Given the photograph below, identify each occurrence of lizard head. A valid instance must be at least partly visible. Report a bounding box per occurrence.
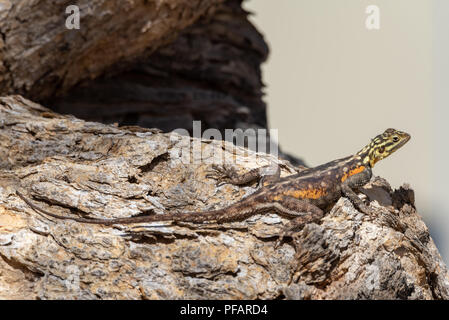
[358,128,411,167]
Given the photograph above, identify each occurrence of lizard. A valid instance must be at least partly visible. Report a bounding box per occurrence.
[16,128,410,244]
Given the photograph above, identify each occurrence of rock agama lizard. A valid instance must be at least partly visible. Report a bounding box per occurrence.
[16,128,411,242]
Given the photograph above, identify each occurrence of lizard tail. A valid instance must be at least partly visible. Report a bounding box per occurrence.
[16,190,263,226]
[167,195,262,224]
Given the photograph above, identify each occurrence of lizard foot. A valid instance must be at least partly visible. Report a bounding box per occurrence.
[274,236,284,249]
[357,203,376,216]
[275,226,303,249]
[205,164,240,186]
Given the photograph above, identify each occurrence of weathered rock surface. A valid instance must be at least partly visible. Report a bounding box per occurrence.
[0,0,304,166]
[0,96,448,299]
[46,0,269,136]
[42,0,302,166]
[0,0,224,100]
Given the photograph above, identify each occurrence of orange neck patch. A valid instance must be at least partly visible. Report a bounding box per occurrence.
[341,166,365,182]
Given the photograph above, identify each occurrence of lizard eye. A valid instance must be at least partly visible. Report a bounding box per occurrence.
[378,146,385,153]
[393,136,399,142]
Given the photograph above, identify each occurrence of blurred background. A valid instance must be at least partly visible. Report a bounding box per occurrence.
[243,0,449,263]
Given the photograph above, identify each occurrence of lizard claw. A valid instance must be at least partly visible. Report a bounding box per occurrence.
[215,181,227,187]
[274,232,287,249]
[358,204,375,216]
[206,164,236,186]
[274,238,282,249]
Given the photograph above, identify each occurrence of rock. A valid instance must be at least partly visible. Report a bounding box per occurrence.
[0,95,448,299]
[0,0,224,100]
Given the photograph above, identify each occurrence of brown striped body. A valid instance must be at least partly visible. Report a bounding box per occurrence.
[16,129,411,232]
[262,155,368,210]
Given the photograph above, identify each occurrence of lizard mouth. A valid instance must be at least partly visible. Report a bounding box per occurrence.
[400,133,411,145]
[393,133,411,151]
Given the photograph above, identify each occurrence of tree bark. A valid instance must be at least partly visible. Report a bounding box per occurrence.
[0,0,304,166]
[1,96,448,299]
[45,0,269,137]
[0,0,224,100]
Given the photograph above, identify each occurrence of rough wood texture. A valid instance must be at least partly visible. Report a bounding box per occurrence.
[42,0,300,165]
[0,0,224,101]
[0,0,303,166]
[46,0,269,136]
[1,96,448,299]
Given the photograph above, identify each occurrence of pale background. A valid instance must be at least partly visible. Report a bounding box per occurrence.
[243,0,449,263]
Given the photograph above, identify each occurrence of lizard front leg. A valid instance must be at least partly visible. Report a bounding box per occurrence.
[206,163,281,187]
[341,167,373,215]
